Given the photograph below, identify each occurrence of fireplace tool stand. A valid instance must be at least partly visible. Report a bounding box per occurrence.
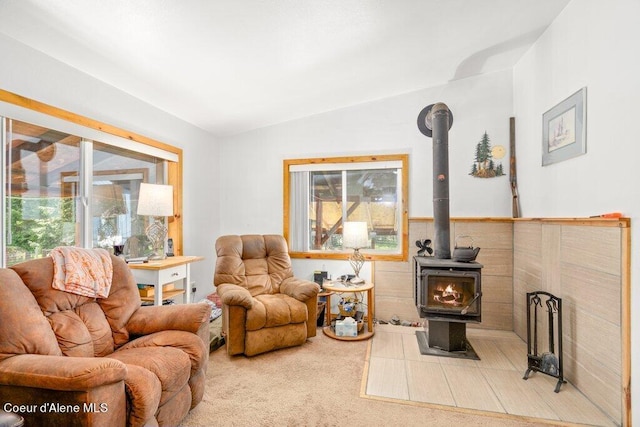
[523,291,566,392]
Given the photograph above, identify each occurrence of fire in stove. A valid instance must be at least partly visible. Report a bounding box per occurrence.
[434,283,464,306]
[415,262,482,322]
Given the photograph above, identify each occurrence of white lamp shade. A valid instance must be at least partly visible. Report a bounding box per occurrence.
[137,183,174,217]
[343,221,369,249]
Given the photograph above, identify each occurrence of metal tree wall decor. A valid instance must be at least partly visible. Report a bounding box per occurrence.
[469,131,506,178]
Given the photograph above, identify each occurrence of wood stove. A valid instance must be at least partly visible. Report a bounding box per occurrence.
[414,257,483,359]
[414,102,484,359]
[415,258,482,323]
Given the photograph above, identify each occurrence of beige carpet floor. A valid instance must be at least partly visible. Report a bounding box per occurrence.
[181,329,546,427]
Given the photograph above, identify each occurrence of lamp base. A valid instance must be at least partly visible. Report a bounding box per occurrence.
[145,217,168,262]
[349,248,366,284]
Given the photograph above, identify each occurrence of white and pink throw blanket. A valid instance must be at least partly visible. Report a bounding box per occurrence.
[50,247,113,298]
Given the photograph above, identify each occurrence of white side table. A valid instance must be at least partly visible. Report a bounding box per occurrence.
[128,256,204,306]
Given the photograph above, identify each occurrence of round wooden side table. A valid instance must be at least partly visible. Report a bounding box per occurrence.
[322,281,374,341]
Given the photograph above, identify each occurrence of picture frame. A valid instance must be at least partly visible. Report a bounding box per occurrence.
[542,87,587,166]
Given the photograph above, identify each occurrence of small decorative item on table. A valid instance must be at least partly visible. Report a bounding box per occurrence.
[113,244,124,257]
[338,298,358,317]
[335,317,358,337]
[338,297,364,331]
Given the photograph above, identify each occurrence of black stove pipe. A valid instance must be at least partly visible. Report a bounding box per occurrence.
[431,103,452,259]
[417,102,453,259]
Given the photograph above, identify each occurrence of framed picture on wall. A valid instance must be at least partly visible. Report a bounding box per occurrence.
[542,87,587,166]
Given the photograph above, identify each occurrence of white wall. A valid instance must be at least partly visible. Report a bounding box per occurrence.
[0,34,221,300]
[219,69,515,281]
[513,0,640,420]
[3,2,636,416]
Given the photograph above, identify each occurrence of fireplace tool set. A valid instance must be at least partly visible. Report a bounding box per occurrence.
[523,291,566,392]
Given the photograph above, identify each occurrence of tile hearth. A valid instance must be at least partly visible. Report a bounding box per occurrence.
[365,324,617,426]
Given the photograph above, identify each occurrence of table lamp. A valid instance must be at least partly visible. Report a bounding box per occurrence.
[343,221,369,284]
[137,183,173,260]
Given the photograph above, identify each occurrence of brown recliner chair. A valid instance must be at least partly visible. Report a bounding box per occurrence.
[214,235,320,356]
[0,255,211,427]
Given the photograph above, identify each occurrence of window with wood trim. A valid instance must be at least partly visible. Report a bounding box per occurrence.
[0,90,183,266]
[284,154,408,261]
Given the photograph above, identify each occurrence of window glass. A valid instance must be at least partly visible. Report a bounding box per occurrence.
[285,154,408,261]
[310,170,343,250]
[91,142,163,257]
[3,119,167,265]
[345,168,399,251]
[4,120,80,264]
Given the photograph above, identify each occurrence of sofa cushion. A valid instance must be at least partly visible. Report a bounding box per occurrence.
[11,257,116,357]
[122,363,162,426]
[97,255,143,347]
[11,256,141,354]
[11,257,93,316]
[244,323,308,356]
[214,235,294,297]
[43,302,115,357]
[246,294,308,331]
[0,269,61,362]
[118,330,208,375]
[110,346,191,406]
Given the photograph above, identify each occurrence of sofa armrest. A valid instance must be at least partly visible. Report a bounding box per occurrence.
[126,303,212,336]
[280,277,320,302]
[0,354,126,391]
[216,283,253,309]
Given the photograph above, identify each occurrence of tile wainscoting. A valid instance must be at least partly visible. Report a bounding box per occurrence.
[374,218,514,330]
[513,219,629,424]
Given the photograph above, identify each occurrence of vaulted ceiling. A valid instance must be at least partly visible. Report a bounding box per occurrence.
[0,0,571,137]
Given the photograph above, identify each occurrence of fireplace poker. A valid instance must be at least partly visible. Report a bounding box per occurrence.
[540,298,560,376]
[460,292,482,315]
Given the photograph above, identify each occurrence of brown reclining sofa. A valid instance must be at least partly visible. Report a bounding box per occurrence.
[0,254,211,426]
